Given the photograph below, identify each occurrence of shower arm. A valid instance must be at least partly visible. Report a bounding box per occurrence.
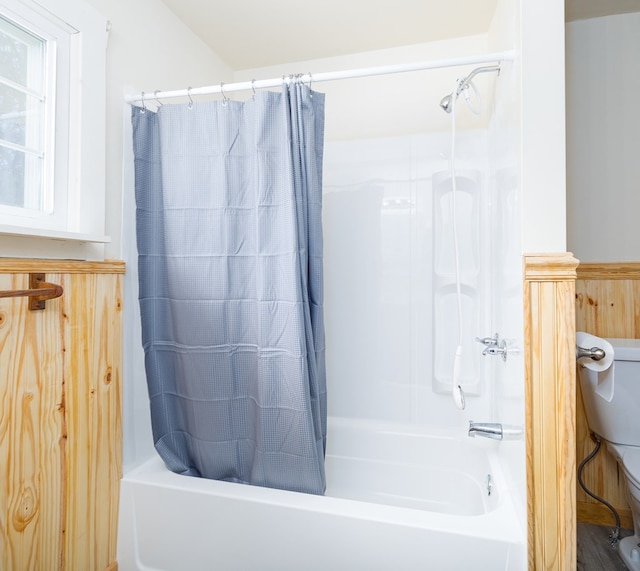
[454,65,501,96]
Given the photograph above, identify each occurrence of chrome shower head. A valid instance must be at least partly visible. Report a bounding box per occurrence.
[440,93,453,113]
[438,64,501,114]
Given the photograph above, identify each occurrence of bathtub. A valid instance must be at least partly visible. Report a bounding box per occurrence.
[117,418,525,571]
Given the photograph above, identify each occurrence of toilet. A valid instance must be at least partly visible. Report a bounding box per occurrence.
[579,337,640,570]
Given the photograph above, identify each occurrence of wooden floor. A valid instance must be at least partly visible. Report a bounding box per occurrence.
[577,523,634,570]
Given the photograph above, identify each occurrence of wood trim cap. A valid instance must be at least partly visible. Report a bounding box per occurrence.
[524,253,579,281]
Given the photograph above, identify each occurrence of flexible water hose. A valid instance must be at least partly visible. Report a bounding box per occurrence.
[448,79,482,411]
[449,79,465,410]
[577,432,621,548]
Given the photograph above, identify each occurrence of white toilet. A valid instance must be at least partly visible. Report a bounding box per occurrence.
[579,337,640,570]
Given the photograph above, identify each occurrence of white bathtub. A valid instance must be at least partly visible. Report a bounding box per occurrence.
[117,418,525,571]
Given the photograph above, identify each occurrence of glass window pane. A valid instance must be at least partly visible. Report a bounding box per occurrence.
[0,146,43,209]
[0,15,46,92]
[0,13,47,213]
[0,145,25,206]
[0,83,44,149]
[0,83,26,145]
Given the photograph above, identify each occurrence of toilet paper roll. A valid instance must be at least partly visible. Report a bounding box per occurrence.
[576,331,614,372]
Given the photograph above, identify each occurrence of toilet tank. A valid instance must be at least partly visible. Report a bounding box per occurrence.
[579,338,640,446]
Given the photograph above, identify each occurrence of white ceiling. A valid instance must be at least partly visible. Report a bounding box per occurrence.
[160,0,640,71]
[160,0,499,70]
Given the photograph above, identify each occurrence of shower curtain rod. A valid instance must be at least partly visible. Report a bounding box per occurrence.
[126,50,516,104]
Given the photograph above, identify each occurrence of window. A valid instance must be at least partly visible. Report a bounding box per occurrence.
[0,0,108,251]
[0,14,48,211]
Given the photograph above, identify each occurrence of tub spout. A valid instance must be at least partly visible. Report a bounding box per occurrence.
[468,421,503,440]
[468,421,523,441]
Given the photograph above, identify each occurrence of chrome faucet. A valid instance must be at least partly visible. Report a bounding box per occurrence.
[476,333,508,361]
[468,421,524,441]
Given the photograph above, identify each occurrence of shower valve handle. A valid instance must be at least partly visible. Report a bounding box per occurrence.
[476,333,508,361]
[476,335,499,346]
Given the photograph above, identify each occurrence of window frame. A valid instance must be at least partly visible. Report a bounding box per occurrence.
[0,0,108,253]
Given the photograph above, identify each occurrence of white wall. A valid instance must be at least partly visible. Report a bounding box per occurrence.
[519,0,566,253]
[566,13,640,262]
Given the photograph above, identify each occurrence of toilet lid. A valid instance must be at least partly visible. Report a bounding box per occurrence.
[622,449,640,485]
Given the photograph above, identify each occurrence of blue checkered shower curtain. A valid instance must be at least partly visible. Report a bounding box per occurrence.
[131,83,327,495]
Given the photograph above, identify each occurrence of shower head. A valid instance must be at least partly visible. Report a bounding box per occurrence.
[439,64,501,114]
[440,93,453,113]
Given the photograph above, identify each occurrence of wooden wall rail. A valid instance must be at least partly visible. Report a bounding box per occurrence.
[0,259,124,571]
[577,262,640,281]
[524,253,578,571]
[0,259,125,274]
[575,261,640,529]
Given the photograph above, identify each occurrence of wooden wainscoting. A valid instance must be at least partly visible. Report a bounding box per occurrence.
[0,259,124,571]
[575,262,640,530]
[524,253,579,571]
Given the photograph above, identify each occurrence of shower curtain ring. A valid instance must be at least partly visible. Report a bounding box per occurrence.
[251,79,256,100]
[187,86,194,110]
[308,72,313,97]
[140,92,146,114]
[154,90,164,106]
[220,82,229,105]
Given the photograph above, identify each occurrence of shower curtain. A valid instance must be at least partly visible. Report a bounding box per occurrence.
[131,82,327,495]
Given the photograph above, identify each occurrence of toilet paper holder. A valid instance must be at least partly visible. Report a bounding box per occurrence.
[576,345,606,362]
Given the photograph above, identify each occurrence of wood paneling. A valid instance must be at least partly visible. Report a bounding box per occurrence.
[0,261,123,571]
[524,253,578,571]
[574,262,640,529]
[0,273,66,569]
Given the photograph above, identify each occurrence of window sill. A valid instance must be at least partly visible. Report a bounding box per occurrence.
[0,224,111,243]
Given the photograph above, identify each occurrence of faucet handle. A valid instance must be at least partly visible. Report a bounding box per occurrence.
[477,333,508,361]
[476,334,498,346]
